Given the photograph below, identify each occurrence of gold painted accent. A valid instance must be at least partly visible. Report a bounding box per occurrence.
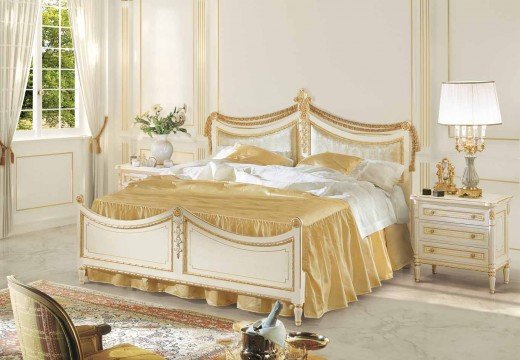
[423,226,484,241]
[183,223,295,292]
[434,158,457,194]
[489,210,495,220]
[195,0,207,135]
[419,0,430,148]
[423,245,485,261]
[457,187,482,198]
[15,152,74,211]
[308,105,419,172]
[294,89,312,156]
[79,213,174,272]
[215,120,299,162]
[311,123,405,166]
[75,195,84,204]
[422,207,485,222]
[292,218,302,229]
[121,2,129,132]
[204,105,299,153]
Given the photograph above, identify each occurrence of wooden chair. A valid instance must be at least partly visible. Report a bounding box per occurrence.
[7,276,165,360]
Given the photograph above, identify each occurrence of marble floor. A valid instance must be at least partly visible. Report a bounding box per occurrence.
[1,225,520,360]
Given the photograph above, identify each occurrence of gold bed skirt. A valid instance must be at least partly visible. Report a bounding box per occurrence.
[89,176,413,318]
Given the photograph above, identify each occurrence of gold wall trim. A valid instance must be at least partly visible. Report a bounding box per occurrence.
[15,152,74,211]
[419,162,431,189]
[194,0,207,136]
[121,2,130,131]
[419,0,430,148]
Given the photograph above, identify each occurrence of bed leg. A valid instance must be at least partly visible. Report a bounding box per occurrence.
[293,304,303,326]
[78,266,87,285]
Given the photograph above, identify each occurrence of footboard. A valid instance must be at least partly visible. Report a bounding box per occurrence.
[77,199,306,325]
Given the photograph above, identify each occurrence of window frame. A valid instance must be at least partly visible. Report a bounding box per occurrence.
[14,1,87,141]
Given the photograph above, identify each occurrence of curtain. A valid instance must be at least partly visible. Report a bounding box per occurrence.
[68,0,107,202]
[0,0,39,238]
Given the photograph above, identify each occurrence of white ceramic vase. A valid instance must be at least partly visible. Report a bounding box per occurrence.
[151,134,173,165]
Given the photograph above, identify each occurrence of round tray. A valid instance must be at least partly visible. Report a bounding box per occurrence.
[286,332,329,351]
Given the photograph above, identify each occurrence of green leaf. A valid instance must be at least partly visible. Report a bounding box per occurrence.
[43,90,59,108]
[43,70,59,89]
[60,50,75,69]
[61,70,74,89]
[42,7,59,26]
[42,27,59,48]
[42,48,59,68]
[61,90,75,108]
[61,109,75,128]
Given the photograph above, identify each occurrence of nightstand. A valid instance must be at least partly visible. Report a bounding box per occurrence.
[410,193,512,293]
[116,164,172,190]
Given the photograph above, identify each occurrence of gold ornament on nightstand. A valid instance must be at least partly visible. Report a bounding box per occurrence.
[434,158,458,195]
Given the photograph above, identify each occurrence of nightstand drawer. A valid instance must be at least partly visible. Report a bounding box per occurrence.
[419,203,488,226]
[420,222,487,248]
[420,242,487,266]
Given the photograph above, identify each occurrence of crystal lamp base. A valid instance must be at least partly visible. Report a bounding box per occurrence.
[458,155,482,198]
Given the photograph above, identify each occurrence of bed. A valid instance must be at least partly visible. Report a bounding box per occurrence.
[77,90,420,325]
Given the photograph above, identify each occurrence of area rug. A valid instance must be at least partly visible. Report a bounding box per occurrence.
[0,281,236,359]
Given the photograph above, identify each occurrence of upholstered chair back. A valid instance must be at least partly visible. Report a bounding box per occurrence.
[7,276,82,360]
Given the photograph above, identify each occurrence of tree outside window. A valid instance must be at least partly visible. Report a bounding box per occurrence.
[18,0,78,132]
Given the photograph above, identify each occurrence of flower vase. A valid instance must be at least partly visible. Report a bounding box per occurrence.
[151,134,173,165]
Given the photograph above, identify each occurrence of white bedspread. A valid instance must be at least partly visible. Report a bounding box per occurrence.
[164,160,408,238]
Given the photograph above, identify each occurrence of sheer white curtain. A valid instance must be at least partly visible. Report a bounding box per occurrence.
[0,0,40,238]
[68,0,107,202]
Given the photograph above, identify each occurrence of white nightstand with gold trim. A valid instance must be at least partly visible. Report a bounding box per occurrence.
[116,164,172,190]
[410,194,512,293]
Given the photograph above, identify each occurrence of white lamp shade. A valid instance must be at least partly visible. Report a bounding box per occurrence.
[438,81,502,125]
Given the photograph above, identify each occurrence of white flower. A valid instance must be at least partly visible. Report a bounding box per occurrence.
[152,104,163,113]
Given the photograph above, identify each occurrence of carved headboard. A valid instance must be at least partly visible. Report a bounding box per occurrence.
[204,89,420,200]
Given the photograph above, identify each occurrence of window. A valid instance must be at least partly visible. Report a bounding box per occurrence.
[17,0,84,138]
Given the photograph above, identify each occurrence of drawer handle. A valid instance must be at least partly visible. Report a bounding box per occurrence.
[428,248,435,253]
[470,234,476,239]
[428,229,435,234]
[471,214,477,220]
[426,210,435,216]
[470,253,477,259]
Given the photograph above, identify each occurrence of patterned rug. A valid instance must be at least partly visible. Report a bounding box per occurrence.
[0,281,237,359]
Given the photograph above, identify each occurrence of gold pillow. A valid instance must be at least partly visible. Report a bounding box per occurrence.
[224,144,294,167]
[297,152,362,175]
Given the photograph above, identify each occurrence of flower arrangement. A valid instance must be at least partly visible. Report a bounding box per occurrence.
[134,104,187,137]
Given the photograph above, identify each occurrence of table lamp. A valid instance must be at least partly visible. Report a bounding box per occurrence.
[437,81,502,198]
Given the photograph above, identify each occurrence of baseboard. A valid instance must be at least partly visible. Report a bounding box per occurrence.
[10,215,76,236]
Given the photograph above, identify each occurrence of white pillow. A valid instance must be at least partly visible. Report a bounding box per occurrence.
[212,145,236,159]
[352,159,405,193]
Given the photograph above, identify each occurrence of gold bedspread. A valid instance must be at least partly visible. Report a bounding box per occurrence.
[90,176,413,318]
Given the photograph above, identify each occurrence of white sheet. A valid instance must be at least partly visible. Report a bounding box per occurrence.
[163,160,408,238]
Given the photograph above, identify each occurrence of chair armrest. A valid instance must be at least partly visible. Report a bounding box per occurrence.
[76,324,112,356]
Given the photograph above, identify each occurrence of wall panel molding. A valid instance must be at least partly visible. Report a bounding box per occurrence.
[15,152,74,211]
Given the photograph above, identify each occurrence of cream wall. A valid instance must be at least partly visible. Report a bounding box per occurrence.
[429,0,520,248]
[106,0,519,247]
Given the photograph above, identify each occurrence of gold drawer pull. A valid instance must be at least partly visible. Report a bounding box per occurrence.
[471,214,477,220]
[428,210,435,216]
[428,248,435,253]
[470,253,477,259]
[470,234,476,239]
[428,229,435,234]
